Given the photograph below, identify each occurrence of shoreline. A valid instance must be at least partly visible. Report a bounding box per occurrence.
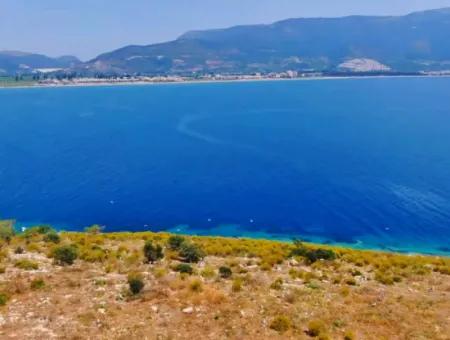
[15,221,450,257]
[2,74,450,90]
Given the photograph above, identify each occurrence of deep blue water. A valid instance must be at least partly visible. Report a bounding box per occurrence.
[1,78,450,255]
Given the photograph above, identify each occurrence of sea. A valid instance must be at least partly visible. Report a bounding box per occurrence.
[1,77,449,255]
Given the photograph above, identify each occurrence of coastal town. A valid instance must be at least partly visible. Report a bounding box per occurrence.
[2,69,450,88]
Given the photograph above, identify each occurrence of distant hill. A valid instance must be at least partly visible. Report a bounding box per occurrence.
[81,8,450,75]
[0,51,81,75]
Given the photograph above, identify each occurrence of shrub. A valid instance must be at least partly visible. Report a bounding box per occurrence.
[153,267,167,278]
[14,246,24,254]
[167,235,186,250]
[143,241,164,263]
[30,278,46,290]
[189,279,203,292]
[200,266,215,279]
[0,292,8,306]
[290,240,336,263]
[270,278,283,290]
[179,243,205,263]
[344,330,356,340]
[375,271,394,285]
[23,225,53,236]
[80,246,107,263]
[270,315,291,333]
[128,272,145,295]
[44,232,60,244]
[14,259,39,270]
[174,263,193,275]
[308,320,326,337]
[52,245,78,265]
[85,224,103,234]
[232,278,243,292]
[219,266,232,279]
[0,220,15,242]
[345,278,357,286]
[305,249,336,263]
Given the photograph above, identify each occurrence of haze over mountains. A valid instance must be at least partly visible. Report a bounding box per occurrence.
[0,51,80,76]
[3,8,450,76]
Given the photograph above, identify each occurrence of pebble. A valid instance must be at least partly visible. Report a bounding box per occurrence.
[182,307,194,314]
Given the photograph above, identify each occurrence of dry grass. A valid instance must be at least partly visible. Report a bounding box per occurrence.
[0,229,448,339]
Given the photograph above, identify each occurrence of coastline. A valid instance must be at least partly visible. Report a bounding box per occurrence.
[2,73,450,90]
[15,221,450,257]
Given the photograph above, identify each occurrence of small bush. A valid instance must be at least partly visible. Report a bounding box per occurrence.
[143,240,164,263]
[270,315,291,333]
[80,246,107,263]
[127,272,145,295]
[200,266,215,279]
[0,292,8,306]
[345,278,357,286]
[179,243,205,263]
[219,266,232,279]
[153,267,167,278]
[308,320,326,337]
[14,246,24,254]
[290,240,336,263]
[167,235,186,250]
[23,225,53,236]
[344,330,356,340]
[232,278,243,292]
[305,249,336,263]
[270,278,283,290]
[375,271,394,285]
[30,278,46,290]
[44,232,61,244]
[52,245,78,266]
[85,224,103,234]
[0,220,15,242]
[189,279,203,292]
[174,263,193,275]
[14,259,39,270]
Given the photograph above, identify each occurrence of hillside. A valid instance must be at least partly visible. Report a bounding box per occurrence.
[81,8,450,75]
[0,51,80,75]
[0,222,449,339]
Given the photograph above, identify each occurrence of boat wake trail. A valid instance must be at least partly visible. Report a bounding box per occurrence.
[176,109,296,157]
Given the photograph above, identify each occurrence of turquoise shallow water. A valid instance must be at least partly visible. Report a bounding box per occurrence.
[1,78,450,255]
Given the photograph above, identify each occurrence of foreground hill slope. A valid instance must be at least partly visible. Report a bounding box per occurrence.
[0,223,449,339]
[84,8,450,75]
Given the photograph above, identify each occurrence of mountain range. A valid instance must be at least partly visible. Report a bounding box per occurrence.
[0,51,80,76]
[3,8,450,76]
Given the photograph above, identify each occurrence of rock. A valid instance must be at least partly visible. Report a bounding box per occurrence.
[151,305,159,313]
[182,307,194,314]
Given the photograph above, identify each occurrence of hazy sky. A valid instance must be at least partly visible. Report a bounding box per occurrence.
[1,0,450,60]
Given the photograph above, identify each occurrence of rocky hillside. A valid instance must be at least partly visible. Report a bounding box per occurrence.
[0,51,80,76]
[81,8,450,75]
[0,223,449,339]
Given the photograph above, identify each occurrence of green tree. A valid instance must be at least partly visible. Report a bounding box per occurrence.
[179,243,205,263]
[167,235,185,250]
[52,245,78,265]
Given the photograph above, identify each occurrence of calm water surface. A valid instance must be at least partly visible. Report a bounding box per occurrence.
[1,78,450,254]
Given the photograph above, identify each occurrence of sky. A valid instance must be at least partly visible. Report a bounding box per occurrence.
[1,0,450,60]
